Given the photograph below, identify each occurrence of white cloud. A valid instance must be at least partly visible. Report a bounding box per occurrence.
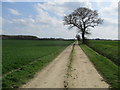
[89,26,118,40]
[99,2,118,17]
[34,2,92,17]
[3,17,77,38]
[3,2,118,39]
[103,17,118,26]
[8,8,21,16]
[3,5,77,39]
[34,4,62,27]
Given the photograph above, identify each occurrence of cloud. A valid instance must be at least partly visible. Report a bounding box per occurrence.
[3,17,77,38]
[3,2,118,39]
[89,26,118,40]
[103,17,118,26]
[34,4,62,27]
[3,4,77,39]
[8,8,21,15]
[34,2,92,17]
[99,2,118,17]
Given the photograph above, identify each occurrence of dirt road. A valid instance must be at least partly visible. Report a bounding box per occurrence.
[66,45,109,88]
[22,45,73,88]
[22,43,109,88]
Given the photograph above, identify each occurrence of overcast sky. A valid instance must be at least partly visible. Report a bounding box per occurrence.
[1,0,119,39]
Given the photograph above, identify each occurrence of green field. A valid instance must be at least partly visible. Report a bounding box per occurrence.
[86,40,119,66]
[2,40,73,88]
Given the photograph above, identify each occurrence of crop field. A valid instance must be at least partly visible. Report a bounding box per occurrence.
[86,40,119,66]
[3,40,73,74]
[2,40,73,88]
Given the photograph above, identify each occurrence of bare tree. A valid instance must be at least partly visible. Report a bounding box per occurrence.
[63,7,103,43]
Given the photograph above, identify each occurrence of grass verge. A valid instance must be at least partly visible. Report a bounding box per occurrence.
[80,44,119,88]
[2,47,66,88]
[86,40,119,66]
[64,44,75,89]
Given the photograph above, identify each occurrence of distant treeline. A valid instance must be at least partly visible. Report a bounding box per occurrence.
[87,38,119,41]
[1,35,39,40]
[0,35,75,41]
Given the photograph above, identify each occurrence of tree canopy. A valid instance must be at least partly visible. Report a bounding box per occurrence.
[63,7,103,43]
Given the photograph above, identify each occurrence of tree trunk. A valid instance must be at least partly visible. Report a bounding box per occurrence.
[82,32,85,44]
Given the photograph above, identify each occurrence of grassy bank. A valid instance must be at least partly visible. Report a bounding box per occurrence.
[80,44,119,88]
[2,40,74,88]
[86,40,119,65]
